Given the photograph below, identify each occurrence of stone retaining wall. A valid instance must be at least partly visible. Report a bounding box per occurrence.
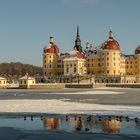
[0,86,7,89]
[65,84,93,88]
[29,83,65,89]
[94,83,106,88]
[106,83,140,88]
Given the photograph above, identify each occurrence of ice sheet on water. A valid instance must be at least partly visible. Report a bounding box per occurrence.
[0,99,140,117]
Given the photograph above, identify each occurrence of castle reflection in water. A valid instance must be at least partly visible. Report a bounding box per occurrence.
[43,116,122,134]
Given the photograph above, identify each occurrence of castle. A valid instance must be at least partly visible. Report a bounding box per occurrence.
[43,26,140,83]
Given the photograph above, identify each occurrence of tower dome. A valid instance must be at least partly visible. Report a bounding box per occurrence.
[44,36,60,54]
[102,30,120,51]
[135,45,140,54]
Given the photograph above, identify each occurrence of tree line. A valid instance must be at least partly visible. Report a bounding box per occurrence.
[0,62,43,77]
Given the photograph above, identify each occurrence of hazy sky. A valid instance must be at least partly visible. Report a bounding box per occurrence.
[0,0,140,66]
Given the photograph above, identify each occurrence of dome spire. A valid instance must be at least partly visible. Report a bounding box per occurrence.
[49,36,54,44]
[109,27,113,39]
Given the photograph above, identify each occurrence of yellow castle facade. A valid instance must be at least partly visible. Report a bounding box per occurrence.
[43,27,140,83]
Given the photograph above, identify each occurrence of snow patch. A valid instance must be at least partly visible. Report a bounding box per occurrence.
[0,99,139,117]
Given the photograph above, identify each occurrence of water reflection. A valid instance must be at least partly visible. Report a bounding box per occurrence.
[102,119,121,134]
[44,118,60,130]
[42,116,139,135]
[135,119,140,128]
[0,115,140,135]
[43,116,122,134]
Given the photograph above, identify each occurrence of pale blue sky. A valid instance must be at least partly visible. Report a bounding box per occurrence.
[0,0,140,66]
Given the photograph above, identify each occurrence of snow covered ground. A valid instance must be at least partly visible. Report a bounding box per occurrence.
[0,99,140,117]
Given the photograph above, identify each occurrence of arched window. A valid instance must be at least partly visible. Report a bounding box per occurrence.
[105,79,108,83]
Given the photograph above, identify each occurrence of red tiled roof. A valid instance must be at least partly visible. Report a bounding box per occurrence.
[44,43,60,54]
[102,39,120,51]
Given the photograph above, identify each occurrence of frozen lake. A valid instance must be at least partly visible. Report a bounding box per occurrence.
[0,88,140,139]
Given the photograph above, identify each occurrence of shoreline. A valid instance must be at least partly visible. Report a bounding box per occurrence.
[0,112,138,120]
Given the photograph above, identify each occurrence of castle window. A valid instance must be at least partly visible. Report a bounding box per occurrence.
[98,58,100,61]
[107,57,109,60]
[107,52,109,55]
[88,64,90,67]
[50,56,51,58]
[88,59,90,62]
[131,66,132,68]
[92,64,93,67]
[92,59,93,61]
[114,52,115,55]
[66,68,69,73]
[131,61,132,64]
[114,57,115,60]
[74,67,76,73]
[107,70,109,73]
[98,63,100,66]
